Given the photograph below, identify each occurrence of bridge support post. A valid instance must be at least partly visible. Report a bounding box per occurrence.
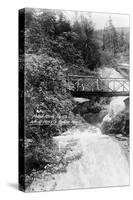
[113,80,115,91]
[96,79,99,91]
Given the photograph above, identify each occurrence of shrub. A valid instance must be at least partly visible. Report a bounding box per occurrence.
[24,138,59,187]
[101,111,129,136]
[20,53,74,188]
[25,53,74,138]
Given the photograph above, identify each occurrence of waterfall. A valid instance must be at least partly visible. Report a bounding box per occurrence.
[103,96,126,123]
[99,67,129,123]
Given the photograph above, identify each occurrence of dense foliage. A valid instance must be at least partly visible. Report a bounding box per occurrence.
[25,9,101,72]
[22,8,104,145]
[25,53,73,139]
[19,9,129,187]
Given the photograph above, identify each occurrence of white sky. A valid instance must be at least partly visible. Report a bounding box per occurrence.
[91,13,129,29]
[63,10,129,29]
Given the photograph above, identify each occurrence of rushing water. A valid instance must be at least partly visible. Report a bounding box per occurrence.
[53,132,129,190]
[100,67,129,122]
[27,67,129,192]
[27,123,129,192]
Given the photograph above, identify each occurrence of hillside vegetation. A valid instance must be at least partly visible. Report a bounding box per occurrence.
[19,8,129,188]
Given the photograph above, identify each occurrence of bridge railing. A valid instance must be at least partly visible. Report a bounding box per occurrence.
[66,75,129,93]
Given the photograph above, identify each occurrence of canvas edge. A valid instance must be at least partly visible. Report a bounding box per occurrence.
[18,8,26,192]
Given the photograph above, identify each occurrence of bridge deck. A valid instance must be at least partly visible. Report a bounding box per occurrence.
[67,74,129,97]
[71,91,129,97]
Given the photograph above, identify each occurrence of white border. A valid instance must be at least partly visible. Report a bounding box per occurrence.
[0,0,133,199]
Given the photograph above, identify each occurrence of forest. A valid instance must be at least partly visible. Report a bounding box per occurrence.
[19,8,129,190]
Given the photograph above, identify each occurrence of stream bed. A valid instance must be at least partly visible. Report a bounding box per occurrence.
[26,67,129,192]
[26,114,129,192]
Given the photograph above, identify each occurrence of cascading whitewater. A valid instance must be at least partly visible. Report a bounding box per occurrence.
[100,67,129,122]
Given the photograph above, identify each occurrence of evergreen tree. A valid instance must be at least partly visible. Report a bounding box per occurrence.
[73,15,101,70]
[103,17,119,55]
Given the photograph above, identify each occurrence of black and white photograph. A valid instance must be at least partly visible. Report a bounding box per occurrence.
[19,8,129,192]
